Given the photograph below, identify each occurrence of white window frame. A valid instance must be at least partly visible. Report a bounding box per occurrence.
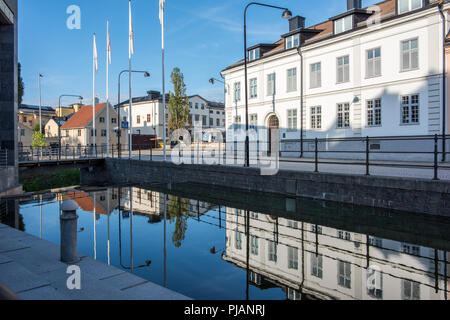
[311,106,322,130]
[235,231,242,250]
[337,103,350,128]
[366,47,381,78]
[401,38,419,72]
[311,254,323,279]
[248,48,260,62]
[234,82,241,102]
[267,73,276,96]
[288,246,299,270]
[286,68,297,92]
[250,235,259,256]
[310,62,322,88]
[287,109,298,131]
[334,15,353,35]
[398,0,423,14]
[249,78,257,99]
[337,55,350,84]
[401,94,419,125]
[367,98,382,127]
[249,113,258,131]
[286,34,300,49]
[338,260,352,289]
[268,240,277,262]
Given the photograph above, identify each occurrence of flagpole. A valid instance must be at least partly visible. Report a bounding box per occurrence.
[93,33,96,152]
[106,20,110,157]
[128,0,133,160]
[160,0,166,162]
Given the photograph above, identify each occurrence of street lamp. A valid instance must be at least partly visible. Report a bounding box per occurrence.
[243,3,292,167]
[58,94,83,159]
[117,70,150,158]
[209,77,230,106]
[38,73,43,134]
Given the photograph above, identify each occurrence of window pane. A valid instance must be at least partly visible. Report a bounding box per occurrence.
[411,0,422,10]
[399,0,409,13]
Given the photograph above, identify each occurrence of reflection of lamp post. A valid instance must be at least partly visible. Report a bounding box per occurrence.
[117,70,150,158]
[243,3,292,167]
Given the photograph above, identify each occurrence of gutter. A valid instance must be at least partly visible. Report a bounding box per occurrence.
[439,3,447,162]
[297,46,304,158]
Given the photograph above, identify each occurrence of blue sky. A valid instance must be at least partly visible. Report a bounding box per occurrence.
[19,0,380,107]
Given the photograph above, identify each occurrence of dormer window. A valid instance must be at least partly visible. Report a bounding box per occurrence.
[334,15,352,35]
[398,0,422,14]
[286,34,300,49]
[248,48,260,62]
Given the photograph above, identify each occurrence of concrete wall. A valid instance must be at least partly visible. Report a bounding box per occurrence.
[82,159,450,216]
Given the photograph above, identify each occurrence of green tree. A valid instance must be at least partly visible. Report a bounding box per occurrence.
[168,67,190,131]
[167,195,190,248]
[18,62,24,105]
[31,131,46,148]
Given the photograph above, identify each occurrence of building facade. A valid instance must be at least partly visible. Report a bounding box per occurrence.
[61,103,126,151]
[120,91,225,143]
[222,0,450,160]
[18,104,56,130]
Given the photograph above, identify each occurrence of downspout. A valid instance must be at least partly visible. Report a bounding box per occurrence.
[439,3,447,162]
[297,45,304,158]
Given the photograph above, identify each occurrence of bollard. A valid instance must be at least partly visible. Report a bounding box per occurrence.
[60,200,80,264]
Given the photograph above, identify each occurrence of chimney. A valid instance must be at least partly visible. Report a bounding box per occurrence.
[289,16,305,31]
[347,0,362,11]
[147,90,161,100]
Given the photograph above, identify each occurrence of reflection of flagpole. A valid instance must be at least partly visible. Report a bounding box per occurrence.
[107,189,110,265]
[130,187,133,273]
[160,0,166,161]
[93,192,97,260]
[40,195,42,239]
[164,193,167,287]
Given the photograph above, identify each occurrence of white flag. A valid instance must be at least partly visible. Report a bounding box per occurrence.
[129,0,134,58]
[93,33,98,72]
[159,0,165,49]
[107,20,111,64]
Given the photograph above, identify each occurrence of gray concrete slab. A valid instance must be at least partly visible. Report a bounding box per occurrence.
[75,257,125,280]
[0,261,49,293]
[0,223,191,300]
[122,281,191,300]
[99,272,148,291]
[19,285,69,300]
[0,253,13,264]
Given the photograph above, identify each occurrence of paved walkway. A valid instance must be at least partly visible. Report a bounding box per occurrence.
[0,223,190,300]
[118,151,450,181]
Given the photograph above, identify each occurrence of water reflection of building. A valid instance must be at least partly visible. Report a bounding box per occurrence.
[120,187,165,223]
[64,191,119,219]
[223,208,448,300]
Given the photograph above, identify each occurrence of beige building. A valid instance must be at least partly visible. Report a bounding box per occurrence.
[18,104,56,130]
[17,122,34,149]
[61,103,126,151]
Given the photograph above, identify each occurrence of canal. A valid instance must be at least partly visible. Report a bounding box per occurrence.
[1,183,449,300]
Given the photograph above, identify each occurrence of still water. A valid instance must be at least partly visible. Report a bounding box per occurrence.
[1,184,450,300]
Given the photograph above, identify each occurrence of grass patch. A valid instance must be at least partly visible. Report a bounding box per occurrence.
[20,168,80,193]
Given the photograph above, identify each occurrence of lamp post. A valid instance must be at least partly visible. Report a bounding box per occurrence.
[243,3,292,167]
[58,95,83,159]
[117,70,150,158]
[209,77,229,108]
[38,74,43,134]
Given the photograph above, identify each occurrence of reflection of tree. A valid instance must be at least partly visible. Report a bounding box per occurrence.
[167,196,190,248]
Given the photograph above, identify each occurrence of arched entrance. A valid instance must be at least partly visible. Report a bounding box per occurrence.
[268,115,279,156]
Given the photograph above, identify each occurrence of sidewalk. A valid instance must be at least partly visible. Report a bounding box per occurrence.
[0,223,190,300]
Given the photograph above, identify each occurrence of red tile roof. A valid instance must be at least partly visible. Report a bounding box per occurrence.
[66,191,107,215]
[61,103,107,129]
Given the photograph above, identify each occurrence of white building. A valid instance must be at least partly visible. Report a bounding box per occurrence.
[222,0,450,160]
[224,208,448,300]
[120,91,225,144]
